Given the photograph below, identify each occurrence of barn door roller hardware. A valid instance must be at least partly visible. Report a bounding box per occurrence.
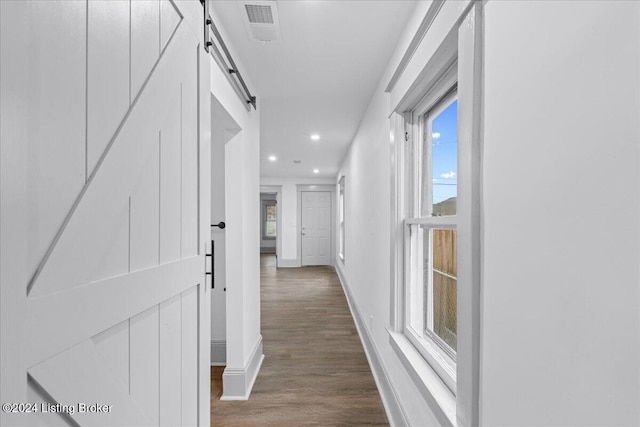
[200,0,257,110]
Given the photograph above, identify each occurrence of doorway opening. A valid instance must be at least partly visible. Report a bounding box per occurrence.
[259,185,282,261]
[209,94,240,368]
[260,193,277,255]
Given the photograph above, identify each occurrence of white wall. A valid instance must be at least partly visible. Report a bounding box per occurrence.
[337,0,640,425]
[209,17,263,398]
[336,40,442,427]
[481,1,640,425]
[261,177,334,266]
[335,1,455,424]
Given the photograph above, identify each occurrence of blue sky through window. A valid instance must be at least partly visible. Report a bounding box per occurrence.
[432,99,458,204]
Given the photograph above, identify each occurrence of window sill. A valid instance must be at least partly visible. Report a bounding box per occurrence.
[387,329,456,427]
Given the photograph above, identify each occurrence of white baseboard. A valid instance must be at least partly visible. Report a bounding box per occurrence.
[210,340,226,366]
[220,335,264,401]
[277,258,300,268]
[335,264,409,427]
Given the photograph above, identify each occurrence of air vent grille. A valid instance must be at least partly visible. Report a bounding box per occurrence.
[245,5,274,24]
[239,1,280,42]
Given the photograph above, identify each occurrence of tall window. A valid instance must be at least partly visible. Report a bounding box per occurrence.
[262,200,276,239]
[391,8,481,422]
[338,177,345,261]
[405,89,458,392]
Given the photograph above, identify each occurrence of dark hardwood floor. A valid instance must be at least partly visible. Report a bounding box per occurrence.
[210,254,388,426]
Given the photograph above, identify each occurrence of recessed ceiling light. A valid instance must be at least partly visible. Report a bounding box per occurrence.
[310,134,320,141]
[313,169,319,174]
[268,155,277,161]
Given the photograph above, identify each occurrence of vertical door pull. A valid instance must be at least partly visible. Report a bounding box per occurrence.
[205,240,214,289]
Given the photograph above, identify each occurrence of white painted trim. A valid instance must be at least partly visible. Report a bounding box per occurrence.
[337,176,345,263]
[276,258,300,268]
[260,185,282,260]
[388,3,483,426]
[335,264,409,427]
[393,29,458,115]
[389,0,473,114]
[220,335,264,400]
[260,198,277,241]
[388,330,456,427]
[390,112,407,331]
[210,340,226,366]
[296,185,336,267]
[385,0,446,93]
[455,5,483,425]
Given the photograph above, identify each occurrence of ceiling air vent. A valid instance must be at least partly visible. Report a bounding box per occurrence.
[239,1,281,42]
[245,5,273,24]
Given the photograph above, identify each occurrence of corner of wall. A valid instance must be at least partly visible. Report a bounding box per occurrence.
[220,335,264,401]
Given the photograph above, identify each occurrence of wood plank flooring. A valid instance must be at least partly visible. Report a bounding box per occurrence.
[210,254,389,426]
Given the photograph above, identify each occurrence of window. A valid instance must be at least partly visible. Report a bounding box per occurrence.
[262,200,276,239]
[405,90,458,393]
[338,177,345,261]
[389,5,481,423]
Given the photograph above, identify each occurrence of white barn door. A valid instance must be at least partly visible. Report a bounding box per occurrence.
[0,1,211,426]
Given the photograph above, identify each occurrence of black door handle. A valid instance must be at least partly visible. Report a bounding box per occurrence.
[211,221,226,229]
[205,240,214,288]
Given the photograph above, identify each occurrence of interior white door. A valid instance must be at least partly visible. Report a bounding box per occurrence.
[0,1,210,426]
[301,191,332,266]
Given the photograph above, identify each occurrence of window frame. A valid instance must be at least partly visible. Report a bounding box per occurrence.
[404,86,459,394]
[388,4,483,424]
[261,199,277,240]
[338,176,345,262]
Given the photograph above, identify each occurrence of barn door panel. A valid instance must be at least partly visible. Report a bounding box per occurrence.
[0,1,209,426]
[29,20,195,298]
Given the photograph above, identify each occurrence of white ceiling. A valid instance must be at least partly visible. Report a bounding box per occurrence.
[211,0,417,179]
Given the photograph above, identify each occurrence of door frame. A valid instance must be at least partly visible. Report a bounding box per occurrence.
[259,192,277,254]
[296,185,335,267]
[260,185,282,260]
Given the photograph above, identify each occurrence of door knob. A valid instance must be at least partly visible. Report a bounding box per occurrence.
[212,221,226,229]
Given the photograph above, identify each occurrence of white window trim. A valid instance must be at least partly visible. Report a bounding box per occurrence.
[389,3,483,426]
[388,329,457,424]
[404,88,459,394]
[261,199,277,240]
[338,176,345,262]
[260,185,283,260]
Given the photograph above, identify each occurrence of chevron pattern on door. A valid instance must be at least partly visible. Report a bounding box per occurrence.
[0,1,209,426]
[29,0,190,298]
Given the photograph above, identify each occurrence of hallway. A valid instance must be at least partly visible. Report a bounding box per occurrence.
[211,255,388,426]
[2,1,639,426]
